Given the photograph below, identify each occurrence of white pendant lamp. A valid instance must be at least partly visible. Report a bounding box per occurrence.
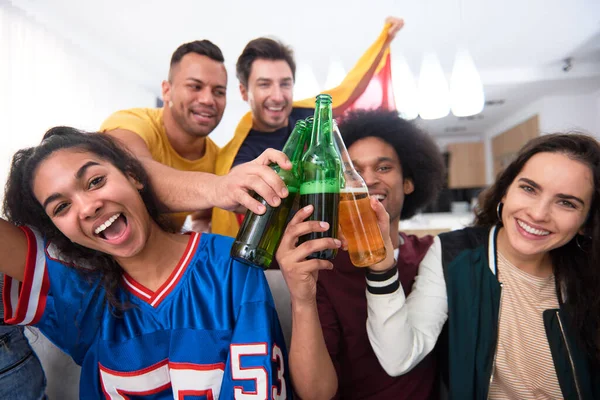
[450,49,485,117]
[417,52,450,120]
[391,57,419,120]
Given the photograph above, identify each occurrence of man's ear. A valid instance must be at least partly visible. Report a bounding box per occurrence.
[161,80,171,106]
[403,178,415,195]
[239,83,249,102]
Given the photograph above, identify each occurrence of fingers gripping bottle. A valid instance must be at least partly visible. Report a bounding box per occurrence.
[231,120,309,269]
[333,121,386,267]
[299,94,341,260]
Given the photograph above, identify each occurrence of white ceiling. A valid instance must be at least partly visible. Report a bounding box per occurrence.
[9,0,600,138]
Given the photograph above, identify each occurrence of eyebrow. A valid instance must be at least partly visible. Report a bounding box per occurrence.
[518,177,585,206]
[42,161,100,210]
[256,77,292,83]
[186,78,226,90]
[353,156,395,165]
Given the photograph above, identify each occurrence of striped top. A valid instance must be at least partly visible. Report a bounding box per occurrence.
[488,252,563,399]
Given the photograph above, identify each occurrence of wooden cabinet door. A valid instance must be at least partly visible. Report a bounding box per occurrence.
[447,141,486,188]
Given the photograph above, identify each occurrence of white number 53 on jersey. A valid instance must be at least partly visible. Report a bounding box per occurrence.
[99,343,286,399]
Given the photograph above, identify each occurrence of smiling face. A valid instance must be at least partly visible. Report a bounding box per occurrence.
[498,152,593,262]
[162,53,227,137]
[348,137,414,226]
[32,149,152,259]
[240,59,294,132]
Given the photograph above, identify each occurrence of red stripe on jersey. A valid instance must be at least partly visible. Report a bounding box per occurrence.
[2,275,16,321]
[3,226,49,325]
[169,362,226,371]
[31,267,50,324]
[122,274,153,300]
[122,232,201,307]
[100,359,169,376]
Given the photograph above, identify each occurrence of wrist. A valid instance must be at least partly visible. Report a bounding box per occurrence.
[203,174,220,208]
[365,262,399,295]
[291,297,318,314]
[367,257,396,274]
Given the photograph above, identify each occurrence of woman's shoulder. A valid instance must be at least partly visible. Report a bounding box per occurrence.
[438,226,489,251]
[194,232,234,255]
[189,233,272,303]
[437,226,492,273]
[190,233,256,276]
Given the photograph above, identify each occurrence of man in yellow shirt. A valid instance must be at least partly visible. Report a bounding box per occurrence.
[101,40,289,233]
[213,17,405,237]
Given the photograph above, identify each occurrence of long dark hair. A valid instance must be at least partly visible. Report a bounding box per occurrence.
[475,133,600,362]
[3,126,168,310]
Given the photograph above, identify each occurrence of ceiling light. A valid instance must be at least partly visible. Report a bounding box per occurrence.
[417,52,450,120]
[450,49,485,117]
[391,56,418,120]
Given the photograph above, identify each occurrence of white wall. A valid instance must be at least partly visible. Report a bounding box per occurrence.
[0,4,156,204]
[597,89,600,136]
[209,89,249,147]
[482,91,600,184]
[541,92,600,136]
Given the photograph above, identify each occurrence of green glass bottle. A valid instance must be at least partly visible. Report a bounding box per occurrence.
[299,94,341,260]
[231,120,309,269]
[305,116,314,134]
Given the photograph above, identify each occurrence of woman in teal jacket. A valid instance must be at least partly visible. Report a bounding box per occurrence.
[365,133,600,399]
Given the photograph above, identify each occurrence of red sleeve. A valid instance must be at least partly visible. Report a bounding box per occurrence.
[2,226,50,325]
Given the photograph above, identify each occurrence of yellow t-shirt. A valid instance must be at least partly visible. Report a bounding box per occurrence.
[100,108,219,230]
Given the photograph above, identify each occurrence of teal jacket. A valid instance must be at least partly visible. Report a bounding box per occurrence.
[438,226,600,400]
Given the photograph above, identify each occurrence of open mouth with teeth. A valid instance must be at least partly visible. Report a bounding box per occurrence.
[190,110,215,122]
[517,219,550,237]
[94,213,128,240]
[371,194,386,202]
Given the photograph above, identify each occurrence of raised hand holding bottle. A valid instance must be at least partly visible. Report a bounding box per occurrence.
[231,120,309,269]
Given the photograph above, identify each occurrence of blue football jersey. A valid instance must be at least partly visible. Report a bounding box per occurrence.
[3,227,290,400]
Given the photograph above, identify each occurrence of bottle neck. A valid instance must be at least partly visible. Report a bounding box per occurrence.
[282,124,308,165]
[310,100,333,147]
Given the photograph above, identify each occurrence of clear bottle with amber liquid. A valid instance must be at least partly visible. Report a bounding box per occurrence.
[333,121,386,267]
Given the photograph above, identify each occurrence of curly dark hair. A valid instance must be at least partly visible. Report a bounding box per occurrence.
[475,132,600,363]
[338,109,445,219]
[169,39,224,81]
[236,37,296,88]
[3,126,169,310]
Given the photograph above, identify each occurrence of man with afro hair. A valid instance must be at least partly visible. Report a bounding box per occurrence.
[316,108,445,399]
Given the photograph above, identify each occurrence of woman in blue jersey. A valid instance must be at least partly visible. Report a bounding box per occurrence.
[366,133,600,399]
[0,126,290,399]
